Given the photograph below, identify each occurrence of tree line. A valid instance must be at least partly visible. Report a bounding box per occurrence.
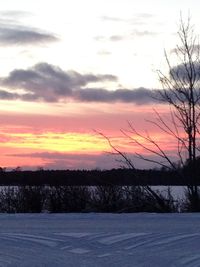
[0,185,187,213]
[0,168,197,186]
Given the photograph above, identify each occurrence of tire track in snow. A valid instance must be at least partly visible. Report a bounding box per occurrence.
[0,231,200,265]
[125,233,169,250]
[150,233,200,246]
[98,233,148,245]
[0,233,64,248]
[180,254,200,267]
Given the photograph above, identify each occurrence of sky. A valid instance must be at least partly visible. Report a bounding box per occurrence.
[0,0,199,170]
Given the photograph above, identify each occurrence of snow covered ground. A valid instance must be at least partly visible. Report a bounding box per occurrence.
[0,213,199,266]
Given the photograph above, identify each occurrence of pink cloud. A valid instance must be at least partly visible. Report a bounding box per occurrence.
[0,103,180,169]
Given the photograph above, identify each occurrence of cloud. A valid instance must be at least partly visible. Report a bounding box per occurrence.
[101,16,126,22]
[95,30,158,43]
[131,13,155,25]
[0,25,58,45]
[0,10,32,19]
[0,62,159,104]
[0,63,117,102]
[171,45,200,55]
[131,29,158,37]
[96,13,158,42]
[109,31,158,42]
[0,90,19,100]
[109,35,125,41]
[170,63,200,82]
[7,151,171,170]
[75,87,156,104]
[101,13,154,25]
[0,10,58,46]
[97,50,111,56]
[7,152,118,170]
[94,36,106,42]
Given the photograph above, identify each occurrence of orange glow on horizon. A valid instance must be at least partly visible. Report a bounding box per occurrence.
[0,132,111,153]
[0,129,180,155]
[0,129,181,169]
[0,102,184,169]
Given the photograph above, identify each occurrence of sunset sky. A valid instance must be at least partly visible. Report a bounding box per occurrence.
[0,0,199,170]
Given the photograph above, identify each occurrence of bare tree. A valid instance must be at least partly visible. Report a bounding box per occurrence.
[157,16,200,210]
[122,16,200,211]
[102,16,200,211]
[98,132,174,212]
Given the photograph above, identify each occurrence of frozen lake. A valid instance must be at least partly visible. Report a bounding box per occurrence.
[152,185,186,199]
[0,213,200,266]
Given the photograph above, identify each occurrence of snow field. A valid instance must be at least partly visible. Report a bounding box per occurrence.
[0,213,199,266]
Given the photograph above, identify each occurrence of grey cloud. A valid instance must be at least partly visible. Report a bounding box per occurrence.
[0,10,32,19]
[0,11,31,26]
[75,87,156,104]
[7,151,166,170]
[0,90,19,100]
[97,50,111,56]
[75,88,112,102]
[101,16,126,22]
[97,13,158,42]
[109,35,125,41]
[171,45,200,55]
[95,30,158,43]
[131,29,158,37]
[170,63,200,82]
[7,152,117,170]
[0,63,159,104]
[0,10,58,46]
[113,88,154,103]
[2,63,117,89]
[0,63,118,102]
[0,26,58,45]
[109,31,158,42]
[2,63,73,102]
[101,13,154,25]
[94,35,127,42]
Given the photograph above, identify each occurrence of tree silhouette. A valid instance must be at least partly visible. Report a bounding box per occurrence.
[103,16,200,211]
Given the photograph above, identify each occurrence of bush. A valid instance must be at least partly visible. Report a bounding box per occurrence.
[0,186,46,213]
[0,185,177,213]
[46,186,91,212]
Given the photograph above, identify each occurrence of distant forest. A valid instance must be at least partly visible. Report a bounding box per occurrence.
[0,168,197,213]
[0,168,198,186]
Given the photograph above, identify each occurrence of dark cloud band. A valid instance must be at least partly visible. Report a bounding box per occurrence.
[0,63,158,104]
[0,26,58,45]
